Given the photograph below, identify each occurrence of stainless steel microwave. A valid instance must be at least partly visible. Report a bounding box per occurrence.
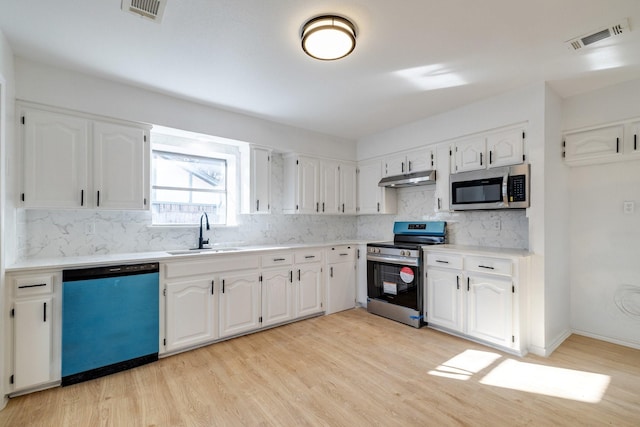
[450,163,530,210]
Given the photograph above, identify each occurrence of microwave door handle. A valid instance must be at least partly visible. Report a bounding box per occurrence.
[502,174,509,205]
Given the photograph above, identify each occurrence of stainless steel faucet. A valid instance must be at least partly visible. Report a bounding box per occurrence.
[198,212,210,249]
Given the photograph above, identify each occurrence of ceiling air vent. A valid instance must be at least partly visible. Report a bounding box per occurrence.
[566,18,630,51]
[122,0,167,22]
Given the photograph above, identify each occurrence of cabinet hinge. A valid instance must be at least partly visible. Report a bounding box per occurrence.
[356,168,360,174]
[268,155,270,161]
[522,154,526,162]
[296,160,299,165]
[562,140,566,158]
[21,116,25,125]
[163,338,166,346]
[512,285,515,293]
[144,134,147,142]
[259,316,263,323]
[144,198,147,205]
[522,131,525,140]
[512,335,515,343]
[259,275,263,282]
[10,308,15,317]
[10,375,14,385]
[296,205,299,210]
[449,149,452,156]
[163,288,167,297]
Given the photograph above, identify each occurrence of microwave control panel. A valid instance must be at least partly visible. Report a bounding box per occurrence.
[508,175,527,202]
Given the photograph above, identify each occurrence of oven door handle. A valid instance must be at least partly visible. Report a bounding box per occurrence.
[367,254,419,267]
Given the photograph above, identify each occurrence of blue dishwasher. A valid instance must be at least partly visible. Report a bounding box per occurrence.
[62,263,159,386]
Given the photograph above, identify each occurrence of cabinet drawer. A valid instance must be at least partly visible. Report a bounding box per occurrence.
[326,245,355,263]
[294,249,323,264]
[14,274,55,297]
[164,255,260,278]
[426,253,463,269]
[261,253,293,267]
[465,256,512,276]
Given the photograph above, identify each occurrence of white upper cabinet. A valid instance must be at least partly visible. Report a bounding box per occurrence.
[453,135,486,173]
[22,108,90,208]
[339,162,357,214]
[453,125,526,173]
[20,105,149,210]
[284,154,358,215]
[633,122,640,153]
[93,121,147,210]
[356,159,397,214]
[251,147,271,213]
[434,143,452,212]
[563,125,624,165]
[385,147,434,176]
[486,127,525,168]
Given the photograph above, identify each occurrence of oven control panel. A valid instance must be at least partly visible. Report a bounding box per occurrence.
[367,246,419,259]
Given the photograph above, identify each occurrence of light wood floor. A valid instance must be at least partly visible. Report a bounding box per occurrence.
[2,308,639,426]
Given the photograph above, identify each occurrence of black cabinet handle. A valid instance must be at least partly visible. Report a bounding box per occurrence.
[436,260,449,264]
[298,269,301,281]
[456,276,460,290]
[478,265,495,270]
[211,280,214,295]
[43,302,47,322]
[81,189,84,206]
[18,283,47,289]
[480,152,483,166]
[342,203,345,213]
[273,258,286,262]
[316,202,319,212]
[616,137,620,153]
[467,277,470,291]
[340,253,349,256]
[330,267,334,278]
[489,151,493,164]
[222,280,225,294]
[289,270,293,283]
[635,134,637,151]
[304,255,315,259]
[401,162,405,173]
[97,190,100,207]
[256,200,260,211]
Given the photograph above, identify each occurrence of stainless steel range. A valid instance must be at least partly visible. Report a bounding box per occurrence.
[366,221,446,328]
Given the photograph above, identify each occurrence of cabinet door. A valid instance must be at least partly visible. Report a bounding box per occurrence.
[251,148,271,213]
[564,125,623,164]
[93,121,147,210]
[296,263,324,317]
[385,153,407,176]
[426,269,462,332]
[434,144,452,212]
[466,275,513,347]
[326,262,356,314]
[22,109,89,208]
[407,148,434,173]
[453,136,486,173]
[487,128,524,168]
[262,268,294,327]
[340,162,357,214]
[357,160,396,214]
[297,156,320,214]
[321,160,341,214]
[165,278,216,352]
[633,122,640,153]
[14,297,53,390]
[219,271,261,337]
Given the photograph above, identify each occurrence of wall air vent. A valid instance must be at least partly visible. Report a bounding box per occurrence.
[566,18,630,51]
[121,0,167,22]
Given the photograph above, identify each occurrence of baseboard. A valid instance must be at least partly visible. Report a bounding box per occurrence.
[572,329,640,351]
[527,329,571,357]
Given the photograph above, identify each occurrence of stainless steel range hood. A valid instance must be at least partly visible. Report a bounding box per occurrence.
[378,170,436,188]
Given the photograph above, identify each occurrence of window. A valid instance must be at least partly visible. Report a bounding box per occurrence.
[151,126,243,226]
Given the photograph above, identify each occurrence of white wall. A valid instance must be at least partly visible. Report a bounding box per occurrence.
[15,58,356,161]
[357,82,568,356]
[0,27,15,410]
[563,78,640,349]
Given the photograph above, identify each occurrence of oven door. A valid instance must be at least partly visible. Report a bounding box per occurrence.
[367,255,421,311]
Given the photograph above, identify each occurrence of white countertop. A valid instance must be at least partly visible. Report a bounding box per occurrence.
[423,244,531,258]
[6,241,371,272]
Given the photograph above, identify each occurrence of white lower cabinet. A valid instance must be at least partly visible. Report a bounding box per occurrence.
[295,250,324,317]
[7,271,61,394]
[219,270,262,338]
[164,277,217,352]
[326,245,357,314]
[425,248,529,355]
[262,267,295,327]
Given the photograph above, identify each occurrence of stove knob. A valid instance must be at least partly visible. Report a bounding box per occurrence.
[376,248,381,254]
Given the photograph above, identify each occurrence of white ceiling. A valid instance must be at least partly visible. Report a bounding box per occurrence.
[1,0,640,140]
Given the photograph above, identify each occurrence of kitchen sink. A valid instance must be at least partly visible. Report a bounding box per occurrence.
[166,247,239,255]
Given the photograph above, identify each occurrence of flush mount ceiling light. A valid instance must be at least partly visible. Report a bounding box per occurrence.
[301,15,356,60]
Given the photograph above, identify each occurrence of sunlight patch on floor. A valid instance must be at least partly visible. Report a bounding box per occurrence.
[479,359,611,403]
[428,349,502,380]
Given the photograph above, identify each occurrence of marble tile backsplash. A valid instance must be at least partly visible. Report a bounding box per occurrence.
[16,156,528,260]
